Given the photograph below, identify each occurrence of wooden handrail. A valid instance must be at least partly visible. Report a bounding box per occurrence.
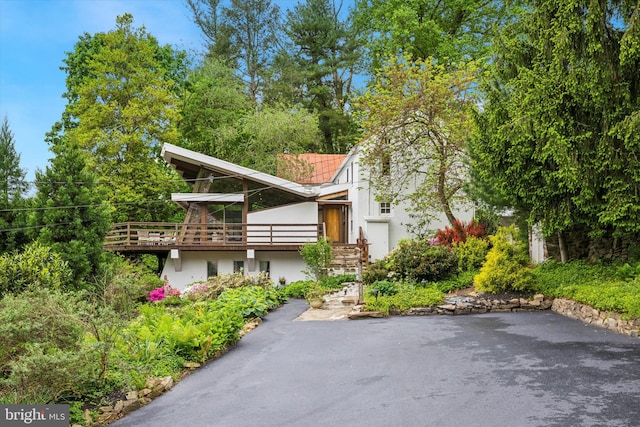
[104,222,323,249]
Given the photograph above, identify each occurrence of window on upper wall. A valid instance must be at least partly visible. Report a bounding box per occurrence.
[380,202,391,215]
[233,260,245,273]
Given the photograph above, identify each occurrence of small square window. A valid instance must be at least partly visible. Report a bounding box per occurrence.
[207,261,218,278]
[233,260,245,273]
[380,202,391,215]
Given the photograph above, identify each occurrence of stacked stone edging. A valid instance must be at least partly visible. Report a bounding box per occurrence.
[390,293,553,316]
[551,298,640,337]
[75,376,175,426]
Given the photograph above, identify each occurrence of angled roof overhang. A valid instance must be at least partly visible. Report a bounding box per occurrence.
[162,143,318,200]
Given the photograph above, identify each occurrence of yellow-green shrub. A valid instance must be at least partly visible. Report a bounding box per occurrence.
[474,225,533,293]
[454,237,490,272]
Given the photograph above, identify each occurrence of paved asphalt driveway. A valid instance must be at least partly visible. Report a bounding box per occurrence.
[113,299,640,427]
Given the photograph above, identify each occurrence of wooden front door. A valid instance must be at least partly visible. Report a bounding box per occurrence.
[324,205,344,243]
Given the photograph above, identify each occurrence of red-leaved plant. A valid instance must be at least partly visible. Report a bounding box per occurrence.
[436,219,486,246]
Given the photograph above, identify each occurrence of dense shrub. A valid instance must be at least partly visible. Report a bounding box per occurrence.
[390,239,458,282]
[0,242,72,297]
[0,289,96,404]
[454,237,490,272]
[362,258,391,285]
[92,257,161,318]
[278,280,313,299]
[474,225,533,293]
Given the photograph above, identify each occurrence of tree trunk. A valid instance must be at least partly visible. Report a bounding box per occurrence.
[438,171,456,225]
[558,231,568,263]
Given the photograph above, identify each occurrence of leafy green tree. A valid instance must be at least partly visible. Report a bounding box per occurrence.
[179,57,251,158]
[179,58,322,173]
[0,116,30,252]
[30,141,111,286]
[237,106,322,174]
[352,0,521,69]
[51,14,188,223]
[470,0,640,260]
[282,0,363,153]
[355,57,479,231]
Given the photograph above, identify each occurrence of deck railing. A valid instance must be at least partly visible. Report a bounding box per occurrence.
[104,222,323,250]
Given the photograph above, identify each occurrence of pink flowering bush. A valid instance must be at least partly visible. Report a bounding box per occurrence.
[147,285,180,302]
[181,283,210,301]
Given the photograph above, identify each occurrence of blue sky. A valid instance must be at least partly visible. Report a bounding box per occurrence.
[0,0,208,182]
[0,0,310,183]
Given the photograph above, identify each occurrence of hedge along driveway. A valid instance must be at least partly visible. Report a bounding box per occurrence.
[113,299,640,427]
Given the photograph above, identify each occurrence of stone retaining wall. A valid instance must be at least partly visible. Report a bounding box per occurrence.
[77,376,175,426]
[386,293,554,316]
[551,298,640,337]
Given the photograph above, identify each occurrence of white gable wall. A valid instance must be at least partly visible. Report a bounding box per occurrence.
[335,147,474,262]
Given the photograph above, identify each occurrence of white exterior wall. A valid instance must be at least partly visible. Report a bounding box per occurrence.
[248,202,317,225]
[341,149,474,262]
[161,250,308,290]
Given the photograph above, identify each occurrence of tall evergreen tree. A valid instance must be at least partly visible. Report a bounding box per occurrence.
[31,140,111,286]
[0,116,30,252]
[470,0,640,260]
[188,0,282,104]
[283,0,362,153]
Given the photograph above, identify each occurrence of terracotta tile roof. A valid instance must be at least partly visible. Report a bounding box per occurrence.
[277,153,347,184]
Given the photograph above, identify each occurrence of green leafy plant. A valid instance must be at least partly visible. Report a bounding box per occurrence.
[474,225,533,293]
[304,281,326,302]
[278,280,313,299]
[0,241,72,297]
[364,281,443,314]
[434,270,478,293]
[615,263,640,282]
[362,258,391,285]
[367,280,398,297]
[321,274,356,290]
[300,238,333,281]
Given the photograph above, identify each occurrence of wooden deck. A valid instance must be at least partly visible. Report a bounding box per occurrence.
[104,222,324,252]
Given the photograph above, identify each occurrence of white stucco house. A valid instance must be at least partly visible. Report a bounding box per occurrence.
[104,143,473,289]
